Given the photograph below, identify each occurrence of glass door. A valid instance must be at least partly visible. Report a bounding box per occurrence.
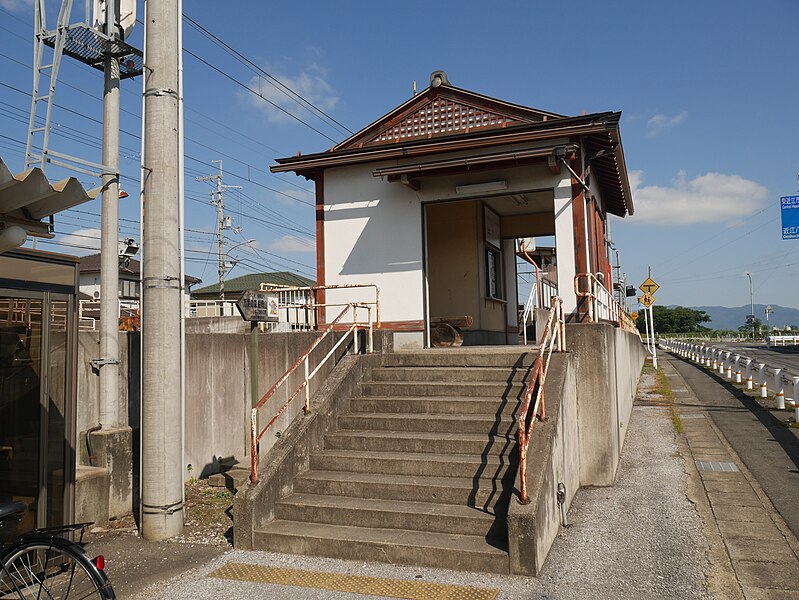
[0,292,73,534]
[0,296,43,533]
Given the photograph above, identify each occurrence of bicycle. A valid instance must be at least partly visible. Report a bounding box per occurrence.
[0,501,115,599]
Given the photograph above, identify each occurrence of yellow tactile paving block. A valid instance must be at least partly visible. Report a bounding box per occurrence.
[208,562,498,600]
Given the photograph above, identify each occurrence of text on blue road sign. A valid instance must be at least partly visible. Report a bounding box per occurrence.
[781,195,799,240]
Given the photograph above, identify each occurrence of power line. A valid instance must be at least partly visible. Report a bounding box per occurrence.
[183,47,339,144]
[183,13,352,137]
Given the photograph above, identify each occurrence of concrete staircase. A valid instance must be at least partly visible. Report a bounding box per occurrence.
[254,348,535,573]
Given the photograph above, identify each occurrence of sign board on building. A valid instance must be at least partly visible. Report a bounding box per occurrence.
[236,290,279,322]
[781,195,799,240]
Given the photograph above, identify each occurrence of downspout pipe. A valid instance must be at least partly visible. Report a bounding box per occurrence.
[86,423,102,467]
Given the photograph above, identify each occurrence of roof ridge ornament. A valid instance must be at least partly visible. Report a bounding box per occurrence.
[430,70,450,87]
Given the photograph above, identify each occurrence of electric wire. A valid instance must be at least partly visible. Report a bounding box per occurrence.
[183,13,352,137]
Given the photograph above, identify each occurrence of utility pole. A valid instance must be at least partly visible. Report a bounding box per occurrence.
[141,0,184,540]
[99,0,121,429]
[196,161,239,301]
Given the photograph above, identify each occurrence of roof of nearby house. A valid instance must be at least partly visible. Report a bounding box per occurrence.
[79,253,202,285]
[272,77,633,218]
[191,271,316,298]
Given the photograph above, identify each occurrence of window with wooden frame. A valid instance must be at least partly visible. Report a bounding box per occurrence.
[484,205,503,299]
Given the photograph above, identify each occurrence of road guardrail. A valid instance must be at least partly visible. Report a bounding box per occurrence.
[660,339,799,423]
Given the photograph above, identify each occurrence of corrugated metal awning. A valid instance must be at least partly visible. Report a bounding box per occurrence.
[0,157,101,237]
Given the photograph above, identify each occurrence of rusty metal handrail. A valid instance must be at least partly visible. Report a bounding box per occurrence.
[249,302,373,484]
[574,273,639,336]
[518,296,565,505]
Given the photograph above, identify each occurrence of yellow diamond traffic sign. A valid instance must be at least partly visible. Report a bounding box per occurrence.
[639,277,660,295]
[640,292,655,307]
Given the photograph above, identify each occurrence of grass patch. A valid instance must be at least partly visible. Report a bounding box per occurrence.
[645,366,683,433]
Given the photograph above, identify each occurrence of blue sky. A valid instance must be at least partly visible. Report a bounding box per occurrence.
[0,0,796,314]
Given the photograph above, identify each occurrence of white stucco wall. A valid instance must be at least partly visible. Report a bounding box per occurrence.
[321,141,577,329]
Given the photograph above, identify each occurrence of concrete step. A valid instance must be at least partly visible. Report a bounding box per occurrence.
[369,366,531,384]
[324,430,516,456]
[274,493,506,538]
[309,449,517,479]
[359,381,526,398]
[254,520,509,574]
[293,470,514,512]
[338,412,518,436]
[350,396,521,416]
[386,349,536,369]
[207,467,249,492]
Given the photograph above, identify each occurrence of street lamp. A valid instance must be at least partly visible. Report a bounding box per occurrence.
[743,272,754,339]
[219,239,256,300]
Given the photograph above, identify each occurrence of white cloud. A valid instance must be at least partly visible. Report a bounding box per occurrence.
[245,65,338,125]
[646,111,688,137]
[630,170,768,226]
[59,228,101,252]
[267,235,314,253]
[0,0,32,12]
[274,186,315,207]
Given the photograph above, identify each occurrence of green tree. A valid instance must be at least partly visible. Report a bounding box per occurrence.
[636,305,711,334]
[738,317,763,337]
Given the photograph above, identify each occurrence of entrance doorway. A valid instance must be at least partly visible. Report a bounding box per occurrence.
[423,191,555,346]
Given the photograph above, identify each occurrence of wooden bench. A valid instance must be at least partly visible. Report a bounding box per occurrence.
[430,315,473,347]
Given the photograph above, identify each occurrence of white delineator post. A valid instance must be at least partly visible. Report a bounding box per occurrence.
[725,353,733,380]
[791,376,799,406]
[774,369,785,410]
[744,359,753,390]
[758,363,768,398]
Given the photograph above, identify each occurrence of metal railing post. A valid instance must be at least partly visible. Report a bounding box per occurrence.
[792,376,799,406]
[744,359,753,390]
[303,356,311,413]
[734,354,742,383]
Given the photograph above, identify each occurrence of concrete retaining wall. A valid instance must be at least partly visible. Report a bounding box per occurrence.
[508,353,579,575]
[74,328,391,523]
[508,323,645,575]
[566,323,646,487]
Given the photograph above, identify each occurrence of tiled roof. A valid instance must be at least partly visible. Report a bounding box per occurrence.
[191,271,316,298]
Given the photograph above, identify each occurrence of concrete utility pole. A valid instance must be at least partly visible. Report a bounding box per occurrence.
[196,161,239,301]
[141,0,184,540]
[99,0,121,429]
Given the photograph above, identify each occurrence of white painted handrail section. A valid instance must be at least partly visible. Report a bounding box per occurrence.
[660,339,799,423]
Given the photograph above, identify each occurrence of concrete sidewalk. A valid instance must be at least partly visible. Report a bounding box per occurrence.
[660,352,799,599]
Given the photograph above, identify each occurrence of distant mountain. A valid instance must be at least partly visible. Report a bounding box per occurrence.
[668,304,799,330]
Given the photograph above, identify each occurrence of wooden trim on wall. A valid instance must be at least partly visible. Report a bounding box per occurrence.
[570,150,589,322]
[315,173,326,324]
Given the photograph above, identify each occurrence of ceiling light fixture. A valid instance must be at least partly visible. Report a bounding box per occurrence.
[454,180,508,195]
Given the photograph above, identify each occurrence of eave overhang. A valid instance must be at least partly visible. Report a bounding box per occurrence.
[273,111,633,218]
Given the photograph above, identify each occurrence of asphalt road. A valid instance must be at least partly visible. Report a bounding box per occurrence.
[666,352,799,539]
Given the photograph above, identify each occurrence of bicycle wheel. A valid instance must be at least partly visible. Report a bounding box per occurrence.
[0,537,114,599]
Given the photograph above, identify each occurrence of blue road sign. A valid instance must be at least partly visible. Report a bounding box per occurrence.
[781,195,799,240]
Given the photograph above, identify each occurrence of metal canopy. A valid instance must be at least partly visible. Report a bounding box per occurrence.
[0,157,100,236]
[44,24,143,79]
